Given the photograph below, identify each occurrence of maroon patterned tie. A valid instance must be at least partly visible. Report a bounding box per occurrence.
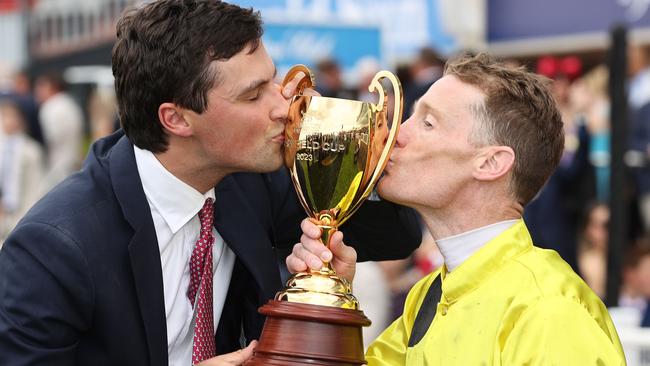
[188,198,216,365]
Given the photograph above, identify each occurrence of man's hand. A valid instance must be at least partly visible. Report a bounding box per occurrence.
[196,341,257,366]
[281,71,319,99]
[286,219,358,283]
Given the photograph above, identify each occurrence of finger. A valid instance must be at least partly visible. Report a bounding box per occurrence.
[301,233,332,264]
[289,241,322,270]
[286,244,309,273]
[300,218,321,239]
[215,340,258,365]
[329,231,357,263]
[302,88,320,97]
[232,341,257,363]
[329,231,357,282]
[297,236,329,269]
[282,72,306,99]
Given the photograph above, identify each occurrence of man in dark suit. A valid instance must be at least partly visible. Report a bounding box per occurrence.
[0,1,420,365]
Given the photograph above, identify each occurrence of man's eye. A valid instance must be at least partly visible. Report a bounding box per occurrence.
[244,89,261,101]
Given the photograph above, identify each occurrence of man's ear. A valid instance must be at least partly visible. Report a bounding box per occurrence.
[158,102,193,137]
[473,146,515,181]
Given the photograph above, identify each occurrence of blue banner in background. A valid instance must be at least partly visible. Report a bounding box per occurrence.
[263,23,381,74]
[231,0,457,70]
[489,0,650,42]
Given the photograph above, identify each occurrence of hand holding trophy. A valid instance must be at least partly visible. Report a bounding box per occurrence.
[246,64,403,366]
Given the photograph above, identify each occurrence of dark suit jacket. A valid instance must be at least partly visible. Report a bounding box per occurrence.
[0,131,420,366]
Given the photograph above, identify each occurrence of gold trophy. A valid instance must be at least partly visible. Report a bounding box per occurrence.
[246,65,402,366]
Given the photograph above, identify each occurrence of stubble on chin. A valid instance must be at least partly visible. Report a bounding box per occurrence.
[376,178,392,200]
[264,147,285,172]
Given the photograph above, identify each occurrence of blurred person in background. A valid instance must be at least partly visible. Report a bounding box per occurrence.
[87,86,119,142]
[571,65,611,202]
[34,72,84,190]
[0,0,420,365]
[354,57,381,104]
[632,242,650,327]
[524,55,595,272]
[314,58,356,100]
[403,47,444,116]
[627,43,650,232]
[606,243,650,332]
[628,43,650,111]
[287,53,625,365]
[577,201,610,299]
[619,243,650,316]
[0,70,44,147]
[0,101,44,243]
[395,64,413,105]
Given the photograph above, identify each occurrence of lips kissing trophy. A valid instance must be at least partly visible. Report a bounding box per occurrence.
[246,65,402,366]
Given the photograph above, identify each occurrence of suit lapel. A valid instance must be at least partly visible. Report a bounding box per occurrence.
[215,176,281,302]
[110,135,168,366]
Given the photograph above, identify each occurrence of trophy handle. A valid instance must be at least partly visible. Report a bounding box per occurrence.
[281,64,316,96]
[282,65,317,219]
[359,71,403,201]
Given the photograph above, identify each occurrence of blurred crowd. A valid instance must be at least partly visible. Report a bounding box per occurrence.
[0,67,119,239]
[6,43,650,345]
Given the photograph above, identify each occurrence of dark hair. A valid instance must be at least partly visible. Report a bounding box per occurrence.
[444,53,564,205]
[623,237,650,269]
[0,99,27,126]
[316,59,341,74]
[112,0,263,152]
[418,47,444,67]
[36,72,66,92]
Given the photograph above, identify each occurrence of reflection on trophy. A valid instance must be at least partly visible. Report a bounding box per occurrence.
[246,65,403,366]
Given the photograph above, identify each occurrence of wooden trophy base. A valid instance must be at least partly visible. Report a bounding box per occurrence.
[245,300,372,366]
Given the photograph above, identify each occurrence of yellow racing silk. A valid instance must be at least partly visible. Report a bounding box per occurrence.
[366,220,625,365]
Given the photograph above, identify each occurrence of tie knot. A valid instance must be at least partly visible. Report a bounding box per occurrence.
[198,197,214,233]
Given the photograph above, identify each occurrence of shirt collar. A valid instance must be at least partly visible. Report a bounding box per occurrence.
[133,145,215,233]
[436,220,519,271]
[440,220,533,304]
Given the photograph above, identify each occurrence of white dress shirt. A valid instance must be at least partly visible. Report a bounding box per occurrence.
[436,220,519,271]
[134,146,235,366]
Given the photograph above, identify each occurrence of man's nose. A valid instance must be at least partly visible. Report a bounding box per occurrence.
[395,118,411,148]
[271,83,290,123]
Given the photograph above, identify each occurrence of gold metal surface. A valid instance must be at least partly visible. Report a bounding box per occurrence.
[277,64,403,309]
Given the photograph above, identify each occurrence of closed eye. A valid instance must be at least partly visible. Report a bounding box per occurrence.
[245,92,260,101]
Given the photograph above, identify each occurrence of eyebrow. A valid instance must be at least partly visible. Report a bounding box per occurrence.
[235,67,277,98]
